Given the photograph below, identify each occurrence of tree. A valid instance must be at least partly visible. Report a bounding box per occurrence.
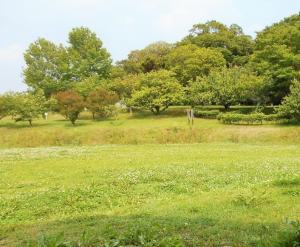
[250,13,300,104]
[23,39,70,98]
[130,70,184,114]
[55,90,84,125]
[0,96,6,119]
[68,27,112,82]
[23,27,112,98]
[278,80,300,120]
[108,75,139,101]
[107,74,140,114]
[187,80,214,107]
[180,20,254,65]
[119,41,173,74]
[190,67,266,109]
[166,44,226,85]
[0,93,17,119]
[13,92,46,126]
[86,87,119,119]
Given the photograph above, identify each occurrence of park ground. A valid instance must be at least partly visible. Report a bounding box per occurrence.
[0,108,300,246]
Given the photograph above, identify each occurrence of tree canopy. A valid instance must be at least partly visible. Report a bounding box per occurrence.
[130,70,184,114]
[180,20,254,65]
[189,67,266,109]
[119,41,173,74]
[250,13,300,104]
[166,44,226,85]
[23,27,112,98]
[278,80,300,120]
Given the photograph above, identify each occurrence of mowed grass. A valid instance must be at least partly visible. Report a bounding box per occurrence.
[1,143,300,246]
[0,108,300,148]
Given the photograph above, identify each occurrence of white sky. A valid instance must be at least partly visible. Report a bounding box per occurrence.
[1,0,300,92]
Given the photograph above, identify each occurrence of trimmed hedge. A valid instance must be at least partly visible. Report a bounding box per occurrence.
[194,110,220,119]
[217,113,280,124]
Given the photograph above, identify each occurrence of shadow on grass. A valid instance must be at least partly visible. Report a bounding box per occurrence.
[128,110,186,120]
[0,121,54,129]
[276,120,300,127]
[2,213,296,247]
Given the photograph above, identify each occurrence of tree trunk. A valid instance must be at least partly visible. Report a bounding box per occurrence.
[28,119,32,126]
[92,112,95,120]
[154,106,160,115]
[224,104,230,111]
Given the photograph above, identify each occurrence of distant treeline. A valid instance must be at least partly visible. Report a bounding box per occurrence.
[1,13,300,125]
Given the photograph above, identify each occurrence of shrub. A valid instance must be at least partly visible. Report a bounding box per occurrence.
[217,112,280,124]
[13,91,46,126]
[55,90,85,125]
[194,109,220,119]
[263,114,281,122]
[86,87,119,119]
[277,80,300,121]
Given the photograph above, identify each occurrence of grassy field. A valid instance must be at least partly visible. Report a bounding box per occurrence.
[0,109,300,246]
[0,108,300,148]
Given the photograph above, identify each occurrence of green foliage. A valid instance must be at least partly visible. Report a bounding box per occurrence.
[0,92,18,119]
[180,20,254,65]
[130,70,184,114]
[217,112,279,124]
[21,231,98,247]
[23,39,70,98]
[193,109,220,119]
[68,27,112,81]
[12,91,46,126]
[166,44,225,84]
[278,80,300,120]
[190,67,266,109]
[72,75,102,99]
[55,90,85,125]
[250,13,300,103]
[108,74,140,103]
[280,220,300,247]
[23,27,112,98]
[119,41,173,74]
[86,87,119,119]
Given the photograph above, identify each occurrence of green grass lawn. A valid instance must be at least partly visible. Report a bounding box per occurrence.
[1,109,300,246]
[0,108,300,148]
[1,143,300,246]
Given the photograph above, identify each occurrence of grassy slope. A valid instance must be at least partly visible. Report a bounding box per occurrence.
[0,109,300,148]
[1,144,300,246]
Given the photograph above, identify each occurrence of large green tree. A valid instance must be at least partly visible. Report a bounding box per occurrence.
[180,20,254,65]
[23,39,70,98]
[189,67,266,109]
[68,27,112,81]
[119,41,173,74]
[250,13,300,104]
[166,44,226,85]
[130,70,184,114]
[23,27,112,98]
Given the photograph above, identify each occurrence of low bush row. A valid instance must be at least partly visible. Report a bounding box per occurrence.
[194,109,220,119]
[217,113,280,124]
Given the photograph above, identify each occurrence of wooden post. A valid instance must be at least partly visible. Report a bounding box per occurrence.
[187,108,194,125]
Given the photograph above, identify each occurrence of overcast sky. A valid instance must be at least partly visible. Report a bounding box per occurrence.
[1,0,300,93]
